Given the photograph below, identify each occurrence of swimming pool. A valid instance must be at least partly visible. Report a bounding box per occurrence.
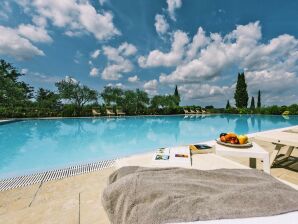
[1,114,298,179]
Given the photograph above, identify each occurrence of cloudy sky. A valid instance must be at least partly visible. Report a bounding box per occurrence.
[0,0,298,107]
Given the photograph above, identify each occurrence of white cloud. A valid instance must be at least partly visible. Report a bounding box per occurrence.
[107,82,124,88]
[103,46,123,62]
[128,75,139,83]
[246,70,298,95]
[155,14,169,36]
[21,68,29,74]
[21,70,61,88]
[90,49,100,59]
[17,0,120,41]
[179,84,229,100]
[138,30,189,68]
[101,42,137,80]
[115,83,124,88]
[32,15,47,27]
[18,24,52,43]
[118,42,137,56]
[0,25,45,60]
[159,22,263,84]
[153,21,298,105]
[186,27,210,60]
[90,67,99,76]
[102,60,133,80]
[167,0,182,21]
[65,75,78,84]
[144,79,158,95]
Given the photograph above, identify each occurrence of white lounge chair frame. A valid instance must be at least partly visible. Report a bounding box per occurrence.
[189,109,196,114]
[92,109,101,116]
[183,109,192,114]
[106,109,115,116]
[255,132,298,166]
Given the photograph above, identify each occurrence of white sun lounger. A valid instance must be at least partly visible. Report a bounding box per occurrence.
[115,149,298,224]
[255,131,298,166]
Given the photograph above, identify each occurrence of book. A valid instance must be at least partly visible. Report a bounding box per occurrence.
[189,144,213,154]
[152,146,191,167]
[175,154,189,158]
[153,148,170,161]
[155,154,170,160]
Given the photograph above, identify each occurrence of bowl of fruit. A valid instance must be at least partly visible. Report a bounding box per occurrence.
[216,133,252,148]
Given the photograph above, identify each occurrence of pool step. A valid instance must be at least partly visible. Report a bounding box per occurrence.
[0,159,115,191]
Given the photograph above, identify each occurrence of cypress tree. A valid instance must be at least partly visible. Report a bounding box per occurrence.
[173,85,180,106]
[234,72,248,108]
[250,96,255,110]
[226,100,231,109]
[257,90,261,108]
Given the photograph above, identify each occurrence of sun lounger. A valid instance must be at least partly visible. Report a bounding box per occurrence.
[190,109,196,114]
[104,163,298,224]
[183,109,192,114]
[255,131,298,166]
[106,109,115,116]
[116,109,126,116]
[92,109,101,116]
[109,145,298,224]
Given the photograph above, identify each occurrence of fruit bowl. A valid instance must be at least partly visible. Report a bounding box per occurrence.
[216,138,253,148]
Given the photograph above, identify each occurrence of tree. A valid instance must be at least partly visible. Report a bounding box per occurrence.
[55,78,97,115]
[205,105,214,109]
[234,72,248,108]
[250,96,255,110]
[36,88,61,110]
[150,95,165,110]
[135,89,149,114]
[257,90,261,108]
[100,86,124,106]
[226,100,231,109]
[150,95,178,112]
[122,90,137,115]
[0,59,33,107]
[173,85,180,106]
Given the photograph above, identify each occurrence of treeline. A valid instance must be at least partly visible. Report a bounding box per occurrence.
[223,72,298,115]
[0,59,185,118]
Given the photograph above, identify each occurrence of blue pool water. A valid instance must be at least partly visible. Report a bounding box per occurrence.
[1,114,298,179]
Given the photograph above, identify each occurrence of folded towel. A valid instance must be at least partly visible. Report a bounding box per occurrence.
[102,167,298,224]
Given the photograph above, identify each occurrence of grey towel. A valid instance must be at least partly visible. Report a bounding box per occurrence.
[102,167,298,224]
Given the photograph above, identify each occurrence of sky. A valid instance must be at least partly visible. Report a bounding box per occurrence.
[0,0,298,107]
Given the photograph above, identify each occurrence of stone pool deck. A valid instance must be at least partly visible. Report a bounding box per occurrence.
[0,131,298,223]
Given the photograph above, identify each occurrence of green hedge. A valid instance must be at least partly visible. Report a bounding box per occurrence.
[224,104,298,115]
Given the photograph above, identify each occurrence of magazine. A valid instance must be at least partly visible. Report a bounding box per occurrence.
[153,146,191,167]
[155,154,170,160]
[153,148,170,161]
